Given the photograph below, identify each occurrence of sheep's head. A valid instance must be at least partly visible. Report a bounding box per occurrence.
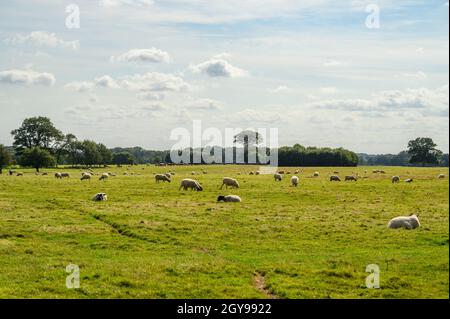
[217,196,225,202]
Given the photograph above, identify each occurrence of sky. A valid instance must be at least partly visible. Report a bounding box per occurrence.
[0,0,448,154]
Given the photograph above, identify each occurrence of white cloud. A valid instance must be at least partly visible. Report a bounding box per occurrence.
[112,48,170,63]
[0,69,55,86]
[99,0,154,7]
[121,72,190,92]
[137,92,166,101]
[227,108,283,124]
[5,31,79,50]
[94,75,120,89]
[185,98,223,110]
[323,60,346,67]
[320,87,339,94]
[400,71,427,79]
[190,59,247,78]
[268,85,292,93]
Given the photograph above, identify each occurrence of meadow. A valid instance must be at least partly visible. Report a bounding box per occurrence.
[0,165,448,299]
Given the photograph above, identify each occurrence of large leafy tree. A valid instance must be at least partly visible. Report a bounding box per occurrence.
[97,143,112,165]
[234,130,263,164]
[112,152,135,165]
[19,147,56,172]
[11,117,63,154]
[80,140,102,166]
[54,133,77,165]
[0,144,12,174]
[407,137,442,166]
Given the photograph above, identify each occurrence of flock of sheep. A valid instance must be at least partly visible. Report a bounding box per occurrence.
[8,166,448,230]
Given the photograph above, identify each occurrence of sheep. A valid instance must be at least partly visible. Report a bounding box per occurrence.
[221,177,240,189]
[9,169,15,176]
[379,170,386,174]
[294,170,300,174]
[164,173,172,179]
[191,171,196,175]
[330,175,341,182]
[313,171,320,177]
[81,172,92,181]
[373,170,379,174]
[404,178,413,183]
[291,176,299,187]
[42,172,48,176]
[345,176,357,181]
[255,171,261,175]
[155,174,171,183]
[438,174,445,179]
[388,214,420,230]
[55,173,62,179]
[16,172,23,177]
[278,171,285,174]
[92,193,108,202]
[249,172,255,175]
[392,176,400,183]
[202,170,208,174]
[274,173,283,181]
[217,195,242,203]
[99,173,109,181]
[61,172,70,178]
[333,171,340,174]
[179,178,203,191]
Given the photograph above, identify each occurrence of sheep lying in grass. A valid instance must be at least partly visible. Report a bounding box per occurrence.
[92,193,108,202]
[313,171,320,177]
[99,173,109,181]
[392,176,400,183]
[404,178,413,183]
[155,174,171,183]
[330,175,341,182]
[388,214,420,230]
[81,172,92,181]
[345,176,357,181]
[179,179,203,191]
[221,177,240,189]
[291,176,299,187]
[274,173,283,181]
[217,195,242,203]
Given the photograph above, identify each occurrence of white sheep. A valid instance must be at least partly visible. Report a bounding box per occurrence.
[179,178,203,191]
[81,172,92,181]
[274,173,283,181]
[330,175,341,182]
[92,193,108,202]
[61,172,70,178]
[217,195,242,203]
[99,173,109,181]
[55,172,62,179]
[16,172,23,177]
[345,175,357,181]
[155,174,171,183]
[392,176,400,183]
[291,176,299,187]
[404,178,413,183]
[438,174,445,179]
[221,177,240,189]
[388,214,420,230]
[313,171,320,177]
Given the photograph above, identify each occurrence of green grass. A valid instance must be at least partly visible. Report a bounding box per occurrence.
[0,165,448,299]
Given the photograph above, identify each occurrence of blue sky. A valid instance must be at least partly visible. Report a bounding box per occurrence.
[0,0,448,153]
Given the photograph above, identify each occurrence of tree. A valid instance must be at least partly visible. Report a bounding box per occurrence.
[11,117,63,154]
[54,133,77,165]
[97,143,112,165]
[112,152,135,166]
[234,130,263,164]
[19,147,56,172]
[407,137,442,166]
[80,140,102,166]
[0,145,12,174]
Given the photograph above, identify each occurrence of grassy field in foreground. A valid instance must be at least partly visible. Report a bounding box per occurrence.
[0,165,448,299]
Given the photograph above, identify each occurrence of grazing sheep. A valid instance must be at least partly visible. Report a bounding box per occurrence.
[278,171,285,175]
[55,172,62,179]
[217,195,242,203]
[164,173,172,179]
[92,193,108,202]
[333,171,340,174]
[388,214,420,230]
[379,170,386,174]
[249,172,255,175]
[16,172,23,176]
[255,171,261,175]
[291,176,299,187]
[99,173,109,181]
[313,171,320,177]
[392,176,400,183]
[155,174,171,183]
[179,178,203,191]
[191,171,196,175]
[345,176,357,181]
[373,170,379,174]
[274,173,283,181]
[42,172,48,176]
[202,170,208,174]
[9,169,15,176]
[404,178,413,183]
[61,172,70,178]
[330,175,341,182]
[438,174,445,179]
[221,177,240,189]
[295,170,300,174]
[81,172,92,181]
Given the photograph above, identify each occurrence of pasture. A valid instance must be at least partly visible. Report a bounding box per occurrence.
[0,165,448,299]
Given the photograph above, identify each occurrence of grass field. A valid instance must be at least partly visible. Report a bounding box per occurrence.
[0,165,448,299]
